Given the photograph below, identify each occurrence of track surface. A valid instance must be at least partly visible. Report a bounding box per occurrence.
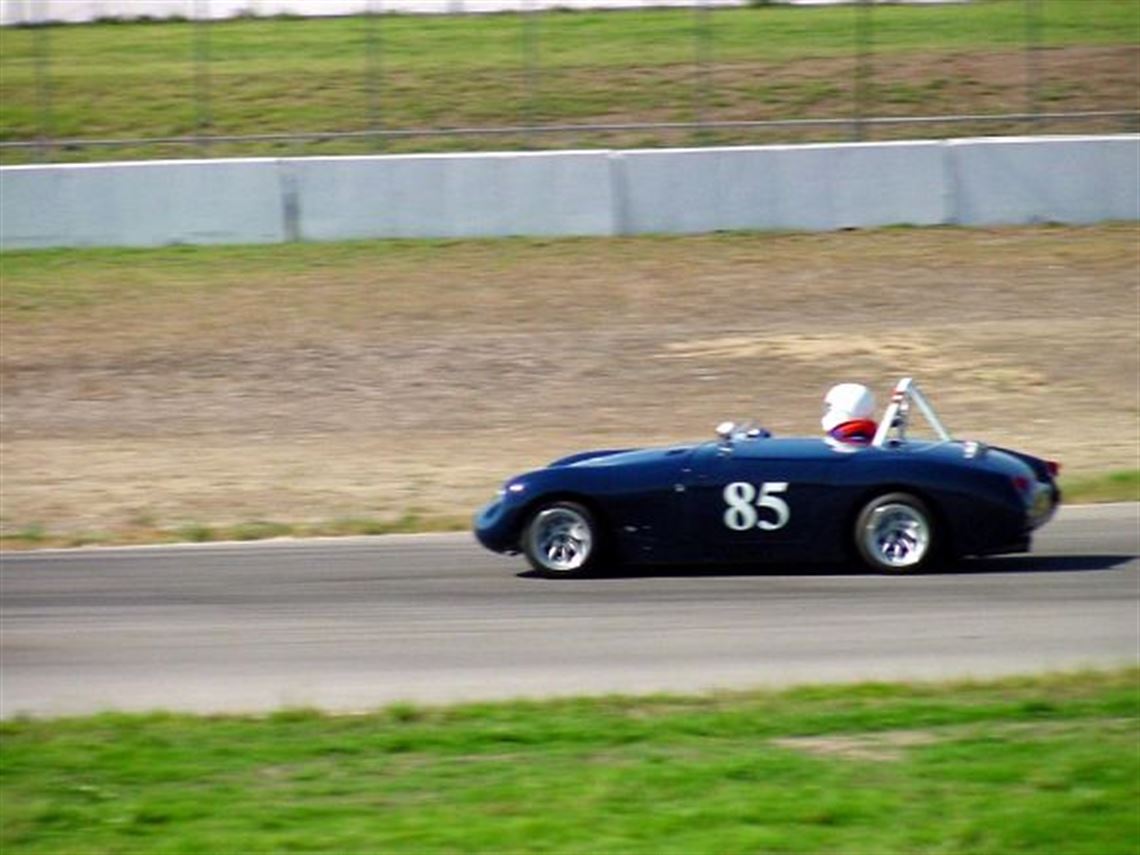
[2,504,1137,717]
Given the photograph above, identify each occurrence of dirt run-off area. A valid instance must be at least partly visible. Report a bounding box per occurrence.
[1,225,1137,541]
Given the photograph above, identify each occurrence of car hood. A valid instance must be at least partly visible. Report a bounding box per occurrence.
[548,446,695,468]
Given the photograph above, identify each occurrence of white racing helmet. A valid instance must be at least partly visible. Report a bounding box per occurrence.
[821,383,876,433]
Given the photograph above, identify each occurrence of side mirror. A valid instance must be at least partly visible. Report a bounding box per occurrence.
[715,421,736,442]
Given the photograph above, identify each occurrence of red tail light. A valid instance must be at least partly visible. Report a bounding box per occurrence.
[1046,460,1061,478]
[1012,475,1032,493]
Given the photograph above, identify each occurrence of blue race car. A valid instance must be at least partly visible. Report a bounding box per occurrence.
[474,379,1060,577]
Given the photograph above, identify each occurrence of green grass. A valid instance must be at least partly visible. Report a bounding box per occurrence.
[1,0,1136,160]
[1063,469,1140,504]
[0,238,478,313]
[0,513,469,550]
[1,669,1136,854]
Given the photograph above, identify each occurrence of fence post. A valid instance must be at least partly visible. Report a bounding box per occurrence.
[693,0,712,144]
[365,0,384,151]
[1024,0,1043,130]
[32,0,55,162]
[193,0,213,156]
[521,0,541,148]
[853,0,873,142]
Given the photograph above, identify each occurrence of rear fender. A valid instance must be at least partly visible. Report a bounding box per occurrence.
[991,446,1055,485]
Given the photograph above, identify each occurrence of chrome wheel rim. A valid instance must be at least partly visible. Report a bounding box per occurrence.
[530,508,593,573]
[862,503,930,569]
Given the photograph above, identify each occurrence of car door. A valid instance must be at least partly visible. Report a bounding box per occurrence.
[682,438,839,563]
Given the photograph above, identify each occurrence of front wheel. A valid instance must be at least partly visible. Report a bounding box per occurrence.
[522,501,602,578]
[854,492,937,573]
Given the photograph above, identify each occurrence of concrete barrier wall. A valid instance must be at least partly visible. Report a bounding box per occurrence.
[947,136,1140,226]
[613,141,948,234]
[2,135,1136,249]
[1,159,288,249]
[291,151,616,241]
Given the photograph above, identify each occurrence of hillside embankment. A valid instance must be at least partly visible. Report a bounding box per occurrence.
[1,225,1136,543]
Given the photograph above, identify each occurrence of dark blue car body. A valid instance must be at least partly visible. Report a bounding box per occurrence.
[474,434,1059,570]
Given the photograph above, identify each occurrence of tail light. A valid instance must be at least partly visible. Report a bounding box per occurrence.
[1012,475,1032,493]
[1046,460,1061,478]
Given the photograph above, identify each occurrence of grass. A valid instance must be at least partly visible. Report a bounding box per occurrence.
[1063,469,1140,504]
[0,513,470,551]
[2,223,1135,319]
[1,669,1137,854]
[1,0,1136,160]
[0,237,482,314]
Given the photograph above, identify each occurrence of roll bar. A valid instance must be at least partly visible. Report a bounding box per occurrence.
[871,377,953,448]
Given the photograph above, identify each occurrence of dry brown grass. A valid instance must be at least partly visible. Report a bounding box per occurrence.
[2,225,1137,540]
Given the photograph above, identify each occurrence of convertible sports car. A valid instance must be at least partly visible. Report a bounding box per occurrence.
[474,379,1060,577]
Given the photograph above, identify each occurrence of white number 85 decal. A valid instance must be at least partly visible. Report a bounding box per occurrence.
[723,481,791,531]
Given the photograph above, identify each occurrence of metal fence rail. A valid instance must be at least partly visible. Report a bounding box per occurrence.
[1,0,1137,163]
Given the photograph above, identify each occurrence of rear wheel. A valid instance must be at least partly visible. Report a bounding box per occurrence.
[522,501,603,578]
[854,492,936,573]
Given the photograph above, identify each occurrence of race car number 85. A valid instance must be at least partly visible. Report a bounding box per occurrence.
[723,481,790,531]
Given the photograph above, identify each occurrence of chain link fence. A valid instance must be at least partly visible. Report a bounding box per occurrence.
[1,0,1136,163]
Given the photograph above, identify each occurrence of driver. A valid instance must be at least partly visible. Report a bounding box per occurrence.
[822,383,878,445]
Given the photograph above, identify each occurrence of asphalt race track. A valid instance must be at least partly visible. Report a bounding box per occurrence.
[2,504,1137,718]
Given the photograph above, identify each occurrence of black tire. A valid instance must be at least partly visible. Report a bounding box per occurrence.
[521,500,603,578]
[853,492,937,573]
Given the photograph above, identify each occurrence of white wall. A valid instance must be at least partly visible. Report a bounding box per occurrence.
[290,151,616,241]
[3,0,960,26]
[2,0,962,25]
[947,136,1140,226]
[0,159,288,248]
[612,141,948,234]
[2,135,1136,249]
[0,0,747,26]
